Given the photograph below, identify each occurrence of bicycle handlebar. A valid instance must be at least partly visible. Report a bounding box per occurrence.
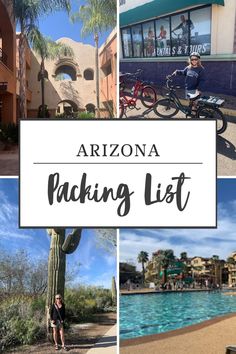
[166,74,175,88]
[120,69,143,79]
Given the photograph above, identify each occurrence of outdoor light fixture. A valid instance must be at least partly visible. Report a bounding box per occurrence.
[0,82,7,91]
[38,69,49,81]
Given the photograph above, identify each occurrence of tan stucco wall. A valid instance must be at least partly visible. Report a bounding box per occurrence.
[28,38,96,114]
[211,0,236,55]
[99,29,117,116]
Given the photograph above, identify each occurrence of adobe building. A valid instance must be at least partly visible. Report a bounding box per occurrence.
[227,252,236,287]
[28,38,97,117]
[99,28,117,117]
[120,0,236,96]
[0,0,17,123]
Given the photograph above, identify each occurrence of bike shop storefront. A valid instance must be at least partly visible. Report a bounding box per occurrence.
[120,0,236,96]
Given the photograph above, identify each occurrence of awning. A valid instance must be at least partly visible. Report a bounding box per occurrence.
[120,0,225,27]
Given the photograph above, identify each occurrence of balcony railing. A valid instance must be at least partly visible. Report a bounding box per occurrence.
[0,48,8,66]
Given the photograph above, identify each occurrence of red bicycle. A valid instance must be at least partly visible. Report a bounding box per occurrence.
[119,69,157,118]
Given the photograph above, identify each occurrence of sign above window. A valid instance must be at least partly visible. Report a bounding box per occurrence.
[120,0,224,27]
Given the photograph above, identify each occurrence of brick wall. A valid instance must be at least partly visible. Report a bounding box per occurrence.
[120,60,236,96]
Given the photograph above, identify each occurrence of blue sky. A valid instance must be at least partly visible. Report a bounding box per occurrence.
[37,0,112,46]
[0,179,116,289]
[120,179,236,269]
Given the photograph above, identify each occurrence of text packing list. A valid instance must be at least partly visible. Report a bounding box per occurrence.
[20,120,216,227]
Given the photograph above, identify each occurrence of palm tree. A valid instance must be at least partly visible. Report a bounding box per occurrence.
[180,252,188,261]
[211,255,224,287]
[156,249,175,285]
[227,257,236,265]
[13,0,71,118]
[137,251,149,284]
[72,0,117,118]
[29,29,74,117]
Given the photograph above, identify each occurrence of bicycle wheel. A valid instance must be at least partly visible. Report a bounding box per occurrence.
[153,98,179,118]
[197,106,227,135]
[140,86,157,108]
[119,98,125,118]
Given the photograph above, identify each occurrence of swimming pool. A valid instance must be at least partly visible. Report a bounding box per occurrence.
[120,291,236,339]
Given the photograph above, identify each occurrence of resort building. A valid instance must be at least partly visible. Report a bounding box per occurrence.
[120,0,236,96]
[190,256,226,285]
[120,262,142,286]
[0,0,17,124]
[145,251,227,286]
[28,38,97,118]
[145,250,161,282]
[99,29,117,117]
[227,252,236,287]
[145,250,186,284]
[0,9,117,122]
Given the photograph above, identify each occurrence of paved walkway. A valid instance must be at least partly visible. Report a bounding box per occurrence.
[87,325,117,354]
[120,314,236,354]
[123,101,236,176]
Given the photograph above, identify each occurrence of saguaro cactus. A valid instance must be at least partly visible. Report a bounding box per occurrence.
[46,228,82,331]
[111,276,117,305]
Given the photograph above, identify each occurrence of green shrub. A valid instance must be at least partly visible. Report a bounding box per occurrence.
[0,296,45,353]
[64,286,114,323]
[55,111,95,119]
[37,105,50,118]
[0,123,18,144]
[30,295,46,314]
[77,112,95,119]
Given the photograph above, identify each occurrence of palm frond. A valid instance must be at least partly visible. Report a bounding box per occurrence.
[72,0,116,38]
[13,0,71,31]
[28,28,74,60]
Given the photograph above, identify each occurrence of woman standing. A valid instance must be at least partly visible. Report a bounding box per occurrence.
[173,52,206,100]
[50,294,67,351]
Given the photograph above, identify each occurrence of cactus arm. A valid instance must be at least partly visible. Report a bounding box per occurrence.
[47,228,64,236]
[62,228,82,254]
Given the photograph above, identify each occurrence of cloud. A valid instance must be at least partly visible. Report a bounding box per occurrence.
[70,269,115,289]
[0,190,35,244]
[104,254,116,267]
[120,199,236,269]
[91,270,116,289]
[0,190,18,222]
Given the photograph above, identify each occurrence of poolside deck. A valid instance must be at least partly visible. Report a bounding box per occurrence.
[120,313,236,354]
[120,288,225,295]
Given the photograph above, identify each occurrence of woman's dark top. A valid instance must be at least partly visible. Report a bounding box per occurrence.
[176,66,206,91]
[50,303,65,322]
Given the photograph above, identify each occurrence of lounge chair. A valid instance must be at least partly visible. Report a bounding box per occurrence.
[226,345,236,353]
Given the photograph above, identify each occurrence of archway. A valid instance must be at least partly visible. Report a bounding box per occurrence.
[84,69,94,81]
[55,65,77,81]
[86,103,95,114]
[57,100,79,117]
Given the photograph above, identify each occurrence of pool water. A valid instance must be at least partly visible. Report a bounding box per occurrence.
[120,291,236,339]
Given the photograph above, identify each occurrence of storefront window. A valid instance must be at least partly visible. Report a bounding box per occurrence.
[121,6,212,58]
[132,25,143,57]
[190,7,211,55]
[171,12,191,56]
[155,18,171,57]
[142,22,156,57]
[121,28,132,57]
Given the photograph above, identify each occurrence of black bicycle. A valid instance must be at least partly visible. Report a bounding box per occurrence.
[153,75,227,134]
